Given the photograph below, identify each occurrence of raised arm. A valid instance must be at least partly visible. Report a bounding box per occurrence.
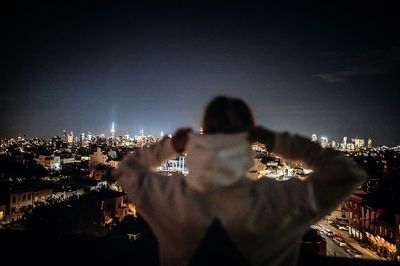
[249,127,367,220]
[124,136,178,170]
[113,128,191,202]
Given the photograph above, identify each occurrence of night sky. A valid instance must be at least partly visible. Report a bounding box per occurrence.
[1,2,399,145]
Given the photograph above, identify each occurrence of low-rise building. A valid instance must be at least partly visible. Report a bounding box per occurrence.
[84,190,134,224]
[89,148,108,167]
[37,155,61,170]
[89,148,120,168]
[344,194,398,261]
[5,186,34,222]
[33,188,53,203]
[0,204,6,223]
[161,156,186,174]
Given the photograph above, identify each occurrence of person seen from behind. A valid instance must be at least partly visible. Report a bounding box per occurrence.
[113,96,367,266]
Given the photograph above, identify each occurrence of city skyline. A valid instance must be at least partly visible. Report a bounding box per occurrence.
[4,122,399,149]
[1,2,399,145]
[2,120,399,148]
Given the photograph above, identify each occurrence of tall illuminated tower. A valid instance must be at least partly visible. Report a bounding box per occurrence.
[343,137,347,150]
[111,122,116,139]
[63,129,67,143]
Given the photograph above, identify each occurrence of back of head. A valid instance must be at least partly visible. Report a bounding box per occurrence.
[185,96,255,192]
[202,96,255,134]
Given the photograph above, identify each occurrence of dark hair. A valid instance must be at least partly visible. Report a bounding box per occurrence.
[202,96,255,134]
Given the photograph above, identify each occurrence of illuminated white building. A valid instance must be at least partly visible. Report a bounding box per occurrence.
[161,156,186,174]
[320,137,329,148]
[251,143,266,152]
[67,132,74,144]
[352,138,365,150]
[347,143,355,151]
[342,136,347,150]
[311,134,318,143]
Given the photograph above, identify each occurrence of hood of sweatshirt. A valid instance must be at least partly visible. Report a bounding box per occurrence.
[185,133,255,192]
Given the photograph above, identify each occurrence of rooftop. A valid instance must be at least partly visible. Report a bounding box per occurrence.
[0,229,398,266]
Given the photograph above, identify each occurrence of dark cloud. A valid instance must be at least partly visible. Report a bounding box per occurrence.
[317,71,356,82]
[317,46,400,82]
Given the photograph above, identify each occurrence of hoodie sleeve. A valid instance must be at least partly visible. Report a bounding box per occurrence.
[271,132,367,223]
[114,136,179,202]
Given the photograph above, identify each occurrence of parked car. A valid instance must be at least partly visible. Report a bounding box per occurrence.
[333,237,347,247]
[333,237,340,245]
[346,248,362,258]
[338,239,347,247]
[338,225,348,231]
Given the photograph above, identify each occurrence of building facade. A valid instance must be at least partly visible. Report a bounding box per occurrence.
[343,194,398,261]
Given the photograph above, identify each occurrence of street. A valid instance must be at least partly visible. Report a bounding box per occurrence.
[321,233,350,258]
[315,220,382,260]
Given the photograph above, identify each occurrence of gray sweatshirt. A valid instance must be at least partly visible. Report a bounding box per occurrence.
[115,132,367,266]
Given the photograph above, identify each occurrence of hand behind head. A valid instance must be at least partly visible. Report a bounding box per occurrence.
[247,126,275,150]
[172,128,193,153]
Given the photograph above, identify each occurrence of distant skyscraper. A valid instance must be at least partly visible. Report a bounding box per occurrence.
[160,131,164,138]
[80,133,85,146]
[111,122,116,139]
[352,138,365,150]
[342,137,347,150]
[331,141,336,149]
[67,132,74,144]
[320,137,329,148]
[367,138,372,149]
[311,134,317,143]
[63,129,67,143]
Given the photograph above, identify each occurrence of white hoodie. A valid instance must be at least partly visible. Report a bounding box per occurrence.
[116,131,367,266]
[185,133,254,192]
